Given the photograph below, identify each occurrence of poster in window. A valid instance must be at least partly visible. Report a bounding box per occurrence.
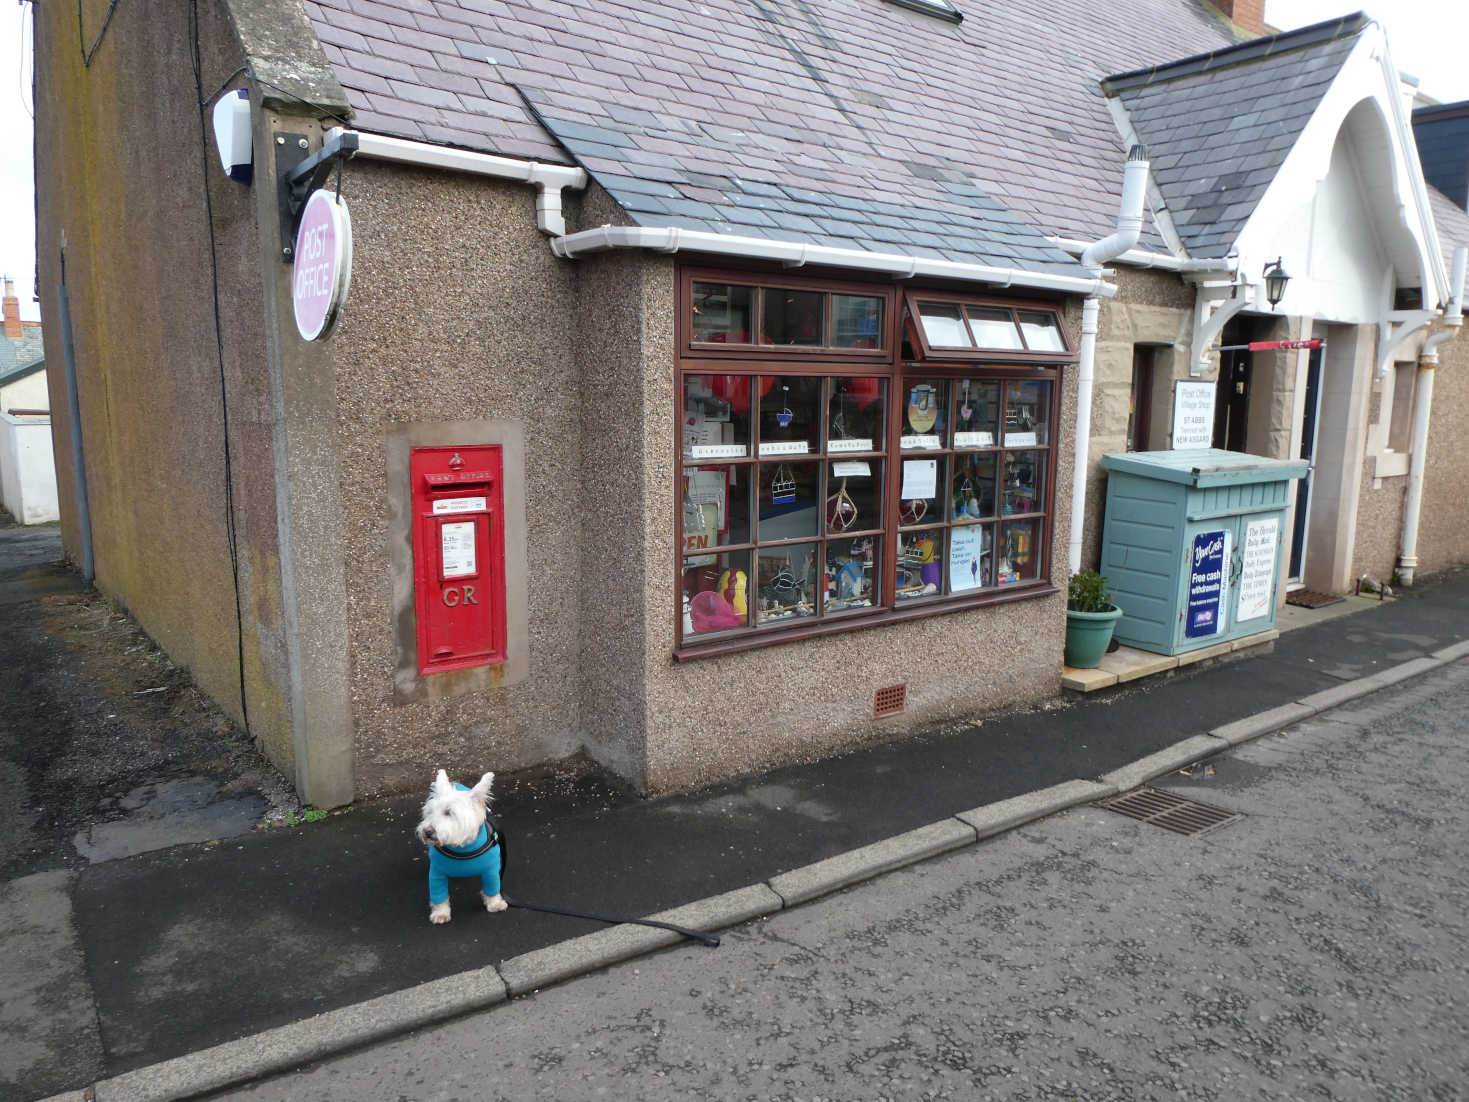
[900,459,937,499]
[1185,529,1231,638]
[1235,517,1279,622]
[950,524,986,592]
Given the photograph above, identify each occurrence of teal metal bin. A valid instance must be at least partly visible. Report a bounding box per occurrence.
[1099,449,1308,655]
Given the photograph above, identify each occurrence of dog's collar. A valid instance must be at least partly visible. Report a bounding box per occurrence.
[433,819,500,861]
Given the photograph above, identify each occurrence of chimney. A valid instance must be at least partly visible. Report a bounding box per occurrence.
[2,277,21,339]
[1212,0,1267,36]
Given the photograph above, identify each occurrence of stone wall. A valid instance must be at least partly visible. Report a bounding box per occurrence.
[1084,268,1197,569]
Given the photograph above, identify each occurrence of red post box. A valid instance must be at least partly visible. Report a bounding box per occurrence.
[410,445,507,675]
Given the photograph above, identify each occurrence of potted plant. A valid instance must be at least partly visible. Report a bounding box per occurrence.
[1065,570,1123,669]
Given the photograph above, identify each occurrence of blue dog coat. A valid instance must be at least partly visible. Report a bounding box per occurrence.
[427,785,503,905]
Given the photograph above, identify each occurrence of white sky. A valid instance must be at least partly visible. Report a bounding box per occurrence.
[1,2,1467,323]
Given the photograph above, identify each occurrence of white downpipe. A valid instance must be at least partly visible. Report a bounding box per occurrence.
[326,128,588,236]
[1068,147,1151,575]
[1398,245,1467,585]
[550,224,1118,298]
[1069,297,1103,575]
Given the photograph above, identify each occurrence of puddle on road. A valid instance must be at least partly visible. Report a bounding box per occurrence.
[72,777,266,863]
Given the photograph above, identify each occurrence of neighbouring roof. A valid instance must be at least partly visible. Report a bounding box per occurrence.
[1103,14,1367,259]
[1427,185,1469,275]
[0,327,45,386]
[1413,100,1469,214]
[305,0,1250,273]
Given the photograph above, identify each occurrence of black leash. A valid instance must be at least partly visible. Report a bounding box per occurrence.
[497,829,720,948]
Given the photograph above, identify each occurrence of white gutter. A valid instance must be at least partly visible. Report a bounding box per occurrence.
[550,224,1117,298]
[1398,245,1467,586]
[1048,237,1234,275]
[1068,146,1151,575]
[326,127,588,236]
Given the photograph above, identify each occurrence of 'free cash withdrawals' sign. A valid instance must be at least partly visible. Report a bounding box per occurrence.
[1185,529,1231,638]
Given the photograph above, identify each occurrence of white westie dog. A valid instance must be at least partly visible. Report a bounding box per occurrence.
[414,769,507,925]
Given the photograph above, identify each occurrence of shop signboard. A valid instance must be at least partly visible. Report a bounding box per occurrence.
[1172,381,1215,450]
[292,189,353,341]
[1185,528,1230,638]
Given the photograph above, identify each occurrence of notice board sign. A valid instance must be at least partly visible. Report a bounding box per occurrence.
[1172,381,1216,449]
[1185,529,1231,638]
[1236,516,1279,621]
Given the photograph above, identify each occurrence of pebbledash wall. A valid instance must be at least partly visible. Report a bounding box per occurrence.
[325,159,590,794]
[326,158,1085,795]
[1416,334,1469,574]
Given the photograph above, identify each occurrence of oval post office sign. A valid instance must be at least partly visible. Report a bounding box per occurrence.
[292,189,353,341]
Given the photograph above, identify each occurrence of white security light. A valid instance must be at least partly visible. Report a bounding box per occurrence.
[212,88,253,183]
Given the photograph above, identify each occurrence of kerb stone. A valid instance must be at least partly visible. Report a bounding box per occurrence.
[767,819,977,907]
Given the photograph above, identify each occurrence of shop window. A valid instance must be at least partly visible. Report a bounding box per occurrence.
[689,279,886,355]
[904,292,1071,362]
[678,270,1065,652]
[682,373,888,639]
[896,376,1052,602]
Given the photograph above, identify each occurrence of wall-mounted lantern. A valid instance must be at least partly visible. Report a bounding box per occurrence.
[1263,258,1290,309]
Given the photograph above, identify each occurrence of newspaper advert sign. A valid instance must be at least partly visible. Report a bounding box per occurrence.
[1172,381,1215,449]
[1185,528,1231,638]
[1235,516,1279,621]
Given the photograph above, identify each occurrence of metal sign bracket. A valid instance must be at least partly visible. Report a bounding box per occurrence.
[276,129,359,260]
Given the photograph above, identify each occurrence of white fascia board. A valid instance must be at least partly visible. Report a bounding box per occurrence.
[333,128,588,189]
[551,225,1116,298]
[327,128,588,235]
[1233,25,1450,313]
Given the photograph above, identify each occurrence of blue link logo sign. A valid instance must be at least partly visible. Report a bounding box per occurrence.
[1186,529,1230,639]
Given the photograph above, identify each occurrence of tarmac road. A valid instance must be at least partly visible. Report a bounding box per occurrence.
[220,661,1469,1102]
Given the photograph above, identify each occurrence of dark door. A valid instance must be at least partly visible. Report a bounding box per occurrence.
[1289,348,1323,581]
[1213,347,1251,451]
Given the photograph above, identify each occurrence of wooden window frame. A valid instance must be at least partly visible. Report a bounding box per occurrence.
[674,268,1071,661]
[681,268,895,363]
[903,289,1073,365]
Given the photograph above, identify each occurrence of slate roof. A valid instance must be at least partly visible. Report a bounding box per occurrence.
[1413,102,1469,213]
[1103,15,1367,259]
[305,0,1250,272]
[1427,185,1469,275]
[0,327,45,387]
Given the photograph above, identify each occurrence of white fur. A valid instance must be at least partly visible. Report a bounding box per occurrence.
[416,770,504,924]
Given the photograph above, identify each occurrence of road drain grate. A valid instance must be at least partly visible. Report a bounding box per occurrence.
[1096,787,1242,837]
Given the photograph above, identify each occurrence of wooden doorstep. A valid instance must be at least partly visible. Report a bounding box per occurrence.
[1062,629,1278,693]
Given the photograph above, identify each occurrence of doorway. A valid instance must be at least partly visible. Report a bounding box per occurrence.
[1288,347,1323,585]
[1213,345,1251,451]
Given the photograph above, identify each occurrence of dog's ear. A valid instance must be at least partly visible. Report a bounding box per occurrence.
[432,768,453,796]
[470,771,495,804]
